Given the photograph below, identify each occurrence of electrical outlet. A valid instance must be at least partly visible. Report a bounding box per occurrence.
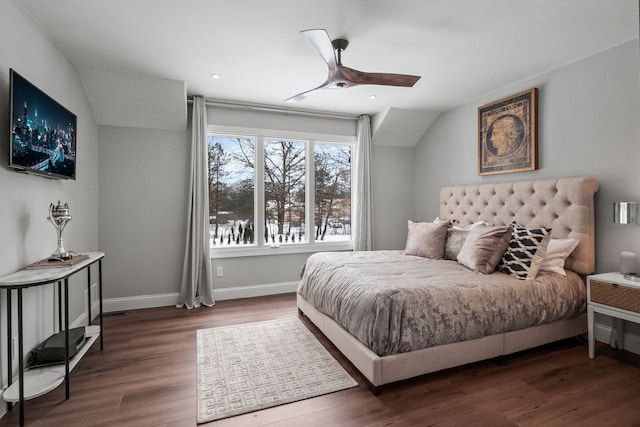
[84,289,89,318]
[91,282,98,301]
[12,336,18,361]
[216,266,224,277]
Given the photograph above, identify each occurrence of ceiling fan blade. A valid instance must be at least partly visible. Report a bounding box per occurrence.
[300,29,338,74]
[284,90,313,103]
[285,78,332,102]
[340,65,421,87]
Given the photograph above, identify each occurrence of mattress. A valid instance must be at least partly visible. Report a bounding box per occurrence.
[297,250,586,357]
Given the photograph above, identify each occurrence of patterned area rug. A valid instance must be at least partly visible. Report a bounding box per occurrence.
[196,317,358,423]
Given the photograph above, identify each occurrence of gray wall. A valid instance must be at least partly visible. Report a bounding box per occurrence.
[98,125,189,298]
[414,40,640,273]
[98,41,640,307]
[413,39,640,349]
[0,0,100,404]
[97,105,415,304]
[371,145,415,250]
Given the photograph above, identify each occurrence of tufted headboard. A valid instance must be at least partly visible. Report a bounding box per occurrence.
[439,177,598,275]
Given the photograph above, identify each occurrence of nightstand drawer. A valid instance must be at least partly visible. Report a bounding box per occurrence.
[590,280,640,314]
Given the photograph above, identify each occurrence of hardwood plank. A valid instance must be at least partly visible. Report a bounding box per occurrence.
[1,293,639,426]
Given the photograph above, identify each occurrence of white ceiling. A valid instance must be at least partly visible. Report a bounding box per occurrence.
[17,0,639,142]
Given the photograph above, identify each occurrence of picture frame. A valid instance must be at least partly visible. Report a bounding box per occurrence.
[478,88,537,175]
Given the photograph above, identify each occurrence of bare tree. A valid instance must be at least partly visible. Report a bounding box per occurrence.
[208,141,229,237]
[264,140,305,235]
[315,145,351,240]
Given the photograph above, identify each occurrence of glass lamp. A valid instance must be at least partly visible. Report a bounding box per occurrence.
[613,201,640,225]
[613,201,640,281]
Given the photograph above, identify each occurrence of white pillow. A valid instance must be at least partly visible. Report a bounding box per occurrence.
[539,238,580,276]
[434,217,490,231]
[451,221,491,231]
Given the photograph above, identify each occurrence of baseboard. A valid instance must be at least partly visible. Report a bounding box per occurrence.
[594,323,640,355]
[102,281,299,313]
[103,293,179,313]
[97,289,638,357]
[213,281,299,301]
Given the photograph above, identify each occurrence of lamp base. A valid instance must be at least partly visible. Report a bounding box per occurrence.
[49,251,72,261]
[622,272,640,282]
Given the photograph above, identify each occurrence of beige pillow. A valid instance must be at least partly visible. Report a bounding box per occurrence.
[457,225,511,274]
[404,220,449,259]
[444,223,490,260]
[539,238,580,276]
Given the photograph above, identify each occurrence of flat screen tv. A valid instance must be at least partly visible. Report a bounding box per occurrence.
[9,69,77,180]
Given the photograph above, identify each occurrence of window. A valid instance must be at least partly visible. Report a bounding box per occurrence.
[208,136,255,247]
[207,130,354,256]
[314,143,351,242]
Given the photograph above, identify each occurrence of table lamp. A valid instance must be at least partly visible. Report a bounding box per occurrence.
[613,201,640,280]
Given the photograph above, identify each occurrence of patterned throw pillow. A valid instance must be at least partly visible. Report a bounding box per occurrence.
[498,222,552,280]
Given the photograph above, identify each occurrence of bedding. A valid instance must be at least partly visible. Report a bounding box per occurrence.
[297,176,598,391]
[298,250,586,357]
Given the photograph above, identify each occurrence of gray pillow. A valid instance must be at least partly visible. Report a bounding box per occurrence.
[456,225,511,274]
[444,229,470,260]
[404,220,449,259]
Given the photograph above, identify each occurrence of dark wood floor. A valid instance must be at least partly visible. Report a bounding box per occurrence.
[2,293,640,426]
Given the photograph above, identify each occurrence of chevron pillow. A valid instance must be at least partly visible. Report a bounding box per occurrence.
[498,222,551,280]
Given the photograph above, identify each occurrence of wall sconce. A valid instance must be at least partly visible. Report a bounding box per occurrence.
[613,201,640,281]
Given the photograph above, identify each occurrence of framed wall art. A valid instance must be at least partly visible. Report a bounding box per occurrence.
[478,88,537,175]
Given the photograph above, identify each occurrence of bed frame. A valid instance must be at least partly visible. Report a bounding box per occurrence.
[297,176,598,393]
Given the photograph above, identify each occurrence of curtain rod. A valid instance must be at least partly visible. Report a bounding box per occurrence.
[187,97,359,121]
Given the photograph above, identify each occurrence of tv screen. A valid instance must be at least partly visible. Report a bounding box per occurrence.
[10,69,77,180]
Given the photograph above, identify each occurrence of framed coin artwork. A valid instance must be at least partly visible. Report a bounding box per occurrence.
[477,88,538,175]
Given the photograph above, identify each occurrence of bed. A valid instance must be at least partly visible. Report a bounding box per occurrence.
[297,176,598,393]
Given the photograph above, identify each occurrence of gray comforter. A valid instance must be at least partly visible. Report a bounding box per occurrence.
[297,251,586,357]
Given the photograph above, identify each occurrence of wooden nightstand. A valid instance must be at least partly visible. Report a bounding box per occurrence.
[587,272,640,358]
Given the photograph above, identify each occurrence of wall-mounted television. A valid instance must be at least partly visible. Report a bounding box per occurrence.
[9,69,77,180]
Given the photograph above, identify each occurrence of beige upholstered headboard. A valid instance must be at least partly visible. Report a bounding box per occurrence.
[439,177,598,275]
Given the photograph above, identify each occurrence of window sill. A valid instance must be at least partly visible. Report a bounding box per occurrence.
[210,242,354,259]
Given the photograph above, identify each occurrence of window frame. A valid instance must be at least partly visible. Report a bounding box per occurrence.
[207,125,356,259]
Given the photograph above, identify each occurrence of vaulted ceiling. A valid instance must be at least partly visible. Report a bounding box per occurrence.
[17,0,639,145]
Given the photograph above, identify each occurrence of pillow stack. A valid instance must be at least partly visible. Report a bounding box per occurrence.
[403,219,579,279]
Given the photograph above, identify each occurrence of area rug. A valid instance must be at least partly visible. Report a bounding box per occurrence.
[196,317,358,423]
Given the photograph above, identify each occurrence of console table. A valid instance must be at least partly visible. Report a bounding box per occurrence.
[0,252,104,426]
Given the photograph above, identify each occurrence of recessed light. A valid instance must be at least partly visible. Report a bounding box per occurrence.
[210,73,221,79]
[369,95,377,100]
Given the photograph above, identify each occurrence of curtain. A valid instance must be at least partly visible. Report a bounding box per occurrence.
[177,96,215,309]
[354,114,373,251]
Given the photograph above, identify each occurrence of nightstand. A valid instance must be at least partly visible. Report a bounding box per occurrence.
[587,272,640,358]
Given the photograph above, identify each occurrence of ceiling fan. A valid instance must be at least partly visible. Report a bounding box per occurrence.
[285,29,421,102]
